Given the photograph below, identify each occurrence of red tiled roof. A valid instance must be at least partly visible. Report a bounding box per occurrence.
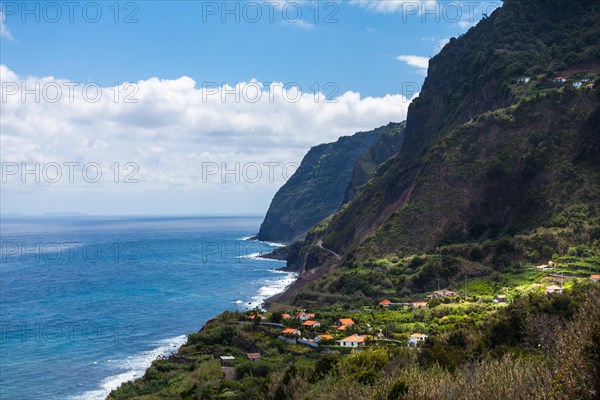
[337,318,355,326]
[379,299,392,305]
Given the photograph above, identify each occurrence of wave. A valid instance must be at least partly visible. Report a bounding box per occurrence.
[236,252,285,262]
[69,335,187,400]
[244,271,298,311]
[263,241,286,247]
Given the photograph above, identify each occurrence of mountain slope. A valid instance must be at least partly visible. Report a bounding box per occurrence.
[272,0,600,305]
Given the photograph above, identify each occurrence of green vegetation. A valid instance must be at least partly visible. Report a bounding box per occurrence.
[109,279,600,399]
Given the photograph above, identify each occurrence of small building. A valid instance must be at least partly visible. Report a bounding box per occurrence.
[494,295,508,303]
[546,285,564,294]
[281,328,301,336]
[586,83,594,90]
[335,318,355,328]
[517,77,530,85]
[315,334,334,343]
[553,77,567,84]
[219,355,235,366]
[426,289,458,299]
[408,333,428,347]
[337,334,366,348]
[302,320,321,329]
[536,264,551,271]
[379,299,393,308]
[297,312,316,321]
[573,81,583,89]
[412,301,428,308]
[248,314,266,320]
[246,353,261,362]
[590,274,600,283]
[281,313,292,320]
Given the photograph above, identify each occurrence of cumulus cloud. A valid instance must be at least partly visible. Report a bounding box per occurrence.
[397,55,430,73]
[0,65,413,202]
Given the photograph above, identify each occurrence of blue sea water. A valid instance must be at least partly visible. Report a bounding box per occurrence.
[0,215,292,400]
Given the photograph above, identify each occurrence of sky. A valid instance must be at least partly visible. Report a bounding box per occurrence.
[0,0,501,215]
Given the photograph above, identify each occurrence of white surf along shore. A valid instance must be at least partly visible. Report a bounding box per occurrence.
[73,238,296,400]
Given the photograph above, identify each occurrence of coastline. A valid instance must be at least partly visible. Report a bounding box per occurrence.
[101,239,298,400]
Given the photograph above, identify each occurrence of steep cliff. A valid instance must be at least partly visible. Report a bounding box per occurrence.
[271,0,600,306]
[256,123,405,243]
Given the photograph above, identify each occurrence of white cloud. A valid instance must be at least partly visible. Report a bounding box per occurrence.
[282,19,314,29]
[397,55,430,73]
[0,65,413,212]
[457,20,476,29]
[0,12,14,41]
[350,0,437,14]
[437,38,450,50]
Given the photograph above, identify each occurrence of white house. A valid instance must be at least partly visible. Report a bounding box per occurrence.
[553,77,567,84]
[337,334,366,348]
[297,312,315,322]
[302,320,321,329]
[546,285,564,294]
[408,333,428,347]
[573,81,583,89]
[517,77,531,84]
[494,295,508,303]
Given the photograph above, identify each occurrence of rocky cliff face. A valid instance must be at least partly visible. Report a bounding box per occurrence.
[256,123,405,243]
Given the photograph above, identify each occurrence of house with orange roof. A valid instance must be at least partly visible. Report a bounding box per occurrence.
[302,320,321,329]
[248,314,266,320]
[281,313,292,320]
[590,274,600,283]
[379,299,392,308]
[335,318,355,328]
[412,301,428,308]
[337,334,366,348]
[297,312,316,321]
[281,328,301,336]
[314,334,334,343]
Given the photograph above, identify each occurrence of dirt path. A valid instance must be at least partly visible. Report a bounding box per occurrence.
[317,240,341,259]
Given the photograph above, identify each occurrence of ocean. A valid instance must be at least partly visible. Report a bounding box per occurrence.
[0,215,293,400]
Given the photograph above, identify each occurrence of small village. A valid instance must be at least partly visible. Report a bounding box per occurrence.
[215,265,600,368]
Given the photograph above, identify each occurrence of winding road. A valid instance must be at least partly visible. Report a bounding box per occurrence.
[317,240,341,259]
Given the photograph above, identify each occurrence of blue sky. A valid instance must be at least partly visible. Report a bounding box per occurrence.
[0,1,500,215]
